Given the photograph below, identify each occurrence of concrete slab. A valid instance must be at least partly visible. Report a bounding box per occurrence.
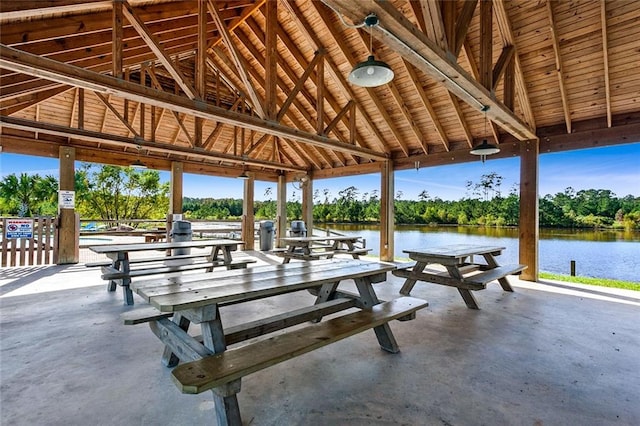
[1,257,639,425]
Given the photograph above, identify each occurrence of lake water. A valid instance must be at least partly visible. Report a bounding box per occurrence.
[326,224,640,283]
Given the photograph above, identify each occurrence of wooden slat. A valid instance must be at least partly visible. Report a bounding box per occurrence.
[171,297,428,394]
[140,261,394,312]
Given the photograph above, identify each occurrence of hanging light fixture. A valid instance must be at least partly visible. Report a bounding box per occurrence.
[348,14,394,87]
[470,107,500,162]
[237,165,250,180]
[131,145,147,169]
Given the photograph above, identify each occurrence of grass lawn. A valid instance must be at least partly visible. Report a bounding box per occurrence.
[539,272,639,292]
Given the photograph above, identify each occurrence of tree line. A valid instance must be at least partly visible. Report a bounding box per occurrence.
[1,166,638,230]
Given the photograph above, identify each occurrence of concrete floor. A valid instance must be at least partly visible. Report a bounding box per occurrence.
[1,253,639,426]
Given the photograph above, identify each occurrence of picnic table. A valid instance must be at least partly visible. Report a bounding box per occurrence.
[392,244,527,309]
[276,235,371,263]
[89,239,251,305]
[123,258,428,426]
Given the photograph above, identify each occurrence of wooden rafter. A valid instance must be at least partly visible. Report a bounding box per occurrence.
[313,2,410,156]
[403,60,450,151]
[0,45,389,160]
[280,0,390,155]
[194,0,208,146]
[238,21,353,166]
[323,0,535,140]
[354,28,425,153]
[95,91,139,136]
[546,0,572,134]
[276,51,324,122]
[0,85,69,116]
[146,67,193,146]
[273,23,368,151]
[121,0,197,100]
[411,0,474,148]
[207,0,265,118]
[479,0,493,90]
[492,45,515,91]
[493,0,535,130]
[419,0,448,50]
[264,0,277,120]
[453,0,478,56]
[600,0,612,128]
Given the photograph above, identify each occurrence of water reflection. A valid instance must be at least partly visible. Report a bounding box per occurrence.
[325,224,640,283]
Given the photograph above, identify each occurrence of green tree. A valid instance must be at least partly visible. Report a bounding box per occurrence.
[77,164,169,221]
[0,173,58,216]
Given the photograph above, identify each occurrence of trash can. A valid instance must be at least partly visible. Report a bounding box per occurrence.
[259,220,274,251]
[170,220,192,255]
[290,220,307,237]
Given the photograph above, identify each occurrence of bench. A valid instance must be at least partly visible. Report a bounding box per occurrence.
[463,264,527,288]
[85,253,210,268]
[335,247,372,257]
[123,297,359,344]
[170,296,428,394]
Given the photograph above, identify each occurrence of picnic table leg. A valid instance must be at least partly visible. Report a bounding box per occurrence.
[399,261,427,295]
[106,253,122,292]
[161,313,191,367]
[198,305,243,426]
[446,265,480,309]
[311,281,340,322]
[122,277,134,306]
[354,277,400,353]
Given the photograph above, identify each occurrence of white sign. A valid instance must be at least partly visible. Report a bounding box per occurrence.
[59,190,75,209]
[5,218,34,239]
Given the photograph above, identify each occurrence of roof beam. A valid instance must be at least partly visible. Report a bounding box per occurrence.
[0,115,306,173]
[0,44,387,161]
[322,0,535,140]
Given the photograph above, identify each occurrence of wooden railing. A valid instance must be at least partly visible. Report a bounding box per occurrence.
[1,217,55,267]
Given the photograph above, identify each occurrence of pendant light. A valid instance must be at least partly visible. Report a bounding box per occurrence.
[237,165,250,180]
[348,14,394,87]
[470,107,500,162]
[131,145,147,169]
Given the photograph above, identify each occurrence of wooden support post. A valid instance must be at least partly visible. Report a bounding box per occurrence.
[167,161,184,243]
[302,174,313,235]
[379,160,394,262]
[242,174,255,251]
[519,139,539,281]
[56,146,79,264]
[276,174,287,248]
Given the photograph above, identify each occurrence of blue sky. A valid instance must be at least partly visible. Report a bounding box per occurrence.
[1,143,638,201]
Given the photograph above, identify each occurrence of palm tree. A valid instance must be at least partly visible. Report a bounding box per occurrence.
[0,173,57,216]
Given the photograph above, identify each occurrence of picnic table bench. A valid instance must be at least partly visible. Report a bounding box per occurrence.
[123,259,428,426]
[89,239,251,305]
[393,244,527,309]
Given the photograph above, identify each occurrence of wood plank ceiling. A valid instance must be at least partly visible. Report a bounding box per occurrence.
[1,0,639,182]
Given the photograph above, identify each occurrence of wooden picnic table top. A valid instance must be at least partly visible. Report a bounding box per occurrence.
[89,239,242,254]
[131,258,395,312]
[403,244,505,262]
[279,235,361,243]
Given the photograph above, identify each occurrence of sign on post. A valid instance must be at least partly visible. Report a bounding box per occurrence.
[58,190,75,209]
[5,218,34,239]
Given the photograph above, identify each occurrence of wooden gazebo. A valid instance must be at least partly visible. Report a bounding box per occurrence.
[2,1,639,278]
